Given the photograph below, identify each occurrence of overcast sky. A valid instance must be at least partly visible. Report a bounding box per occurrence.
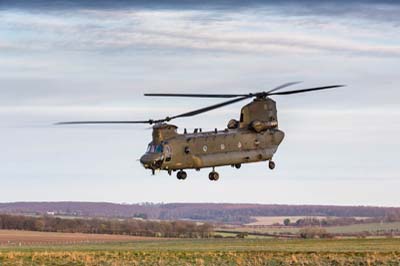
[0,0,399,206]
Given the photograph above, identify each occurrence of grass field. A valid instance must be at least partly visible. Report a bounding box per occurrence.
[246,216,371,226]
[0,232,400,265]
[245,216,330,226]
[325,222,400,234]
[219,221,400,236]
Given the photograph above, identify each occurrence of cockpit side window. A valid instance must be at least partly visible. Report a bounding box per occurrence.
[240,112,244,122]
[148,145,156,153]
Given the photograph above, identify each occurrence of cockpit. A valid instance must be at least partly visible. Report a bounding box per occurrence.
[140,143,165,171]
[146,144,163,153]
[141,124,178,171]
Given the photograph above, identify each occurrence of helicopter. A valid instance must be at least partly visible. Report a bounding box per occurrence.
[57,82,343,181]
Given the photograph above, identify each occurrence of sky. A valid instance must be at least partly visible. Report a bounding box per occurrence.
[0,0,399,206]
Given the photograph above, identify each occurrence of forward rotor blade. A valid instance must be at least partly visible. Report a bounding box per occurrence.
[144,93,244,98]
[55,120,153,125]
[169,95,251,120]
[268,85,344,96]
[55,96,252,126]
[57,83,343,126]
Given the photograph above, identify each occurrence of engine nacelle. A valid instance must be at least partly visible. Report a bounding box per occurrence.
[249,120,278,133]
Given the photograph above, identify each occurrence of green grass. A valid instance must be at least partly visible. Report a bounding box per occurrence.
[214,232,272,239]
[1,238,400,252]
[217,226,299,235]
[325,222,400,234]
[218,221,400,235]
[1,238,400,265]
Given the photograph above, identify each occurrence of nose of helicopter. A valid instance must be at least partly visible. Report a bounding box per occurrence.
[140,153,164,169]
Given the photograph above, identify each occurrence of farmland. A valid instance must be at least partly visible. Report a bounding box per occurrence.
[218,221,400,237]
[245,216,370,226]
[0,230,161,247]
[0,231,400,265]
[1,213,400,265]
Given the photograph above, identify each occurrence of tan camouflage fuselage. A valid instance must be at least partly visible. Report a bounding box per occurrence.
[140,97,285,172]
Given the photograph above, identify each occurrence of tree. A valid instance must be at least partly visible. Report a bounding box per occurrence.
[299,227,330,239]
[283,218,291,226]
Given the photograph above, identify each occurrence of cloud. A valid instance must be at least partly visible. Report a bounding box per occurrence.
[1,9,400,58]
[2,0,400,25]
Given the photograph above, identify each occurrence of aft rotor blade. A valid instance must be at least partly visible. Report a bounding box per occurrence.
[169,95,251,120]
[268,85,344,96]
[56,120,154,125]
[144,93,245,98]
[145,81,302,99]
[264,81,302,94]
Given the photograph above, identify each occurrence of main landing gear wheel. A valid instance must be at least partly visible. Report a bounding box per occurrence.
[208,171,219,181]
[268,160,275,170]
[177,170,187,180]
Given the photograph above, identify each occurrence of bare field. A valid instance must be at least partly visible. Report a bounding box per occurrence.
[0,230,161,246]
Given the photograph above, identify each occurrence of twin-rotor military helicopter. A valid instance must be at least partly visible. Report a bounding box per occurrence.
[58,82,343,181]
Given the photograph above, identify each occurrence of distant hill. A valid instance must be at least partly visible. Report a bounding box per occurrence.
[0,202,399,224]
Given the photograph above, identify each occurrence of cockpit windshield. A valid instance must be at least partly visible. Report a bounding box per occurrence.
[147,144,163,153]
[155,145,163,153]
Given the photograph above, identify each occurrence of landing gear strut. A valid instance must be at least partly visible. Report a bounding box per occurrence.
[177,170,187,180]
[268,160,275,170]
[209,168,219,181]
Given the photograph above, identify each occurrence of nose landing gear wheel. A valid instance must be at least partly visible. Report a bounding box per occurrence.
[268,160,275,170]
[208,171,219,181]
[177,170,187,180]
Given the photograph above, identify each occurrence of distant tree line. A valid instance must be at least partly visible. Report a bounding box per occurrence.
[0,214,213,238]
[2,202,400,224]
[157,204,400,224]
[293,217,366,227]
